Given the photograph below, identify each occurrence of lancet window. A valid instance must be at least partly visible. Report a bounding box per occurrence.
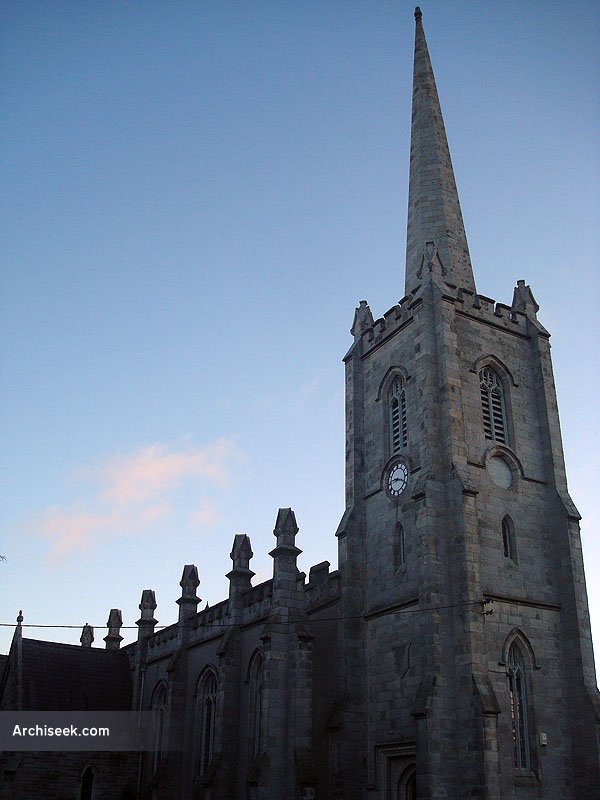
[502,515,517,562]
[507,643,530,769]
[248,651,264,759]
[151,683,167,774]
[390,377,408,452]
[80,766,95,800]
[394,522,406,568]
[196,669,217,774]
[479,367,508,444]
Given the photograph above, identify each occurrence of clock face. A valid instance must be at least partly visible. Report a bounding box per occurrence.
[388,462,408,497]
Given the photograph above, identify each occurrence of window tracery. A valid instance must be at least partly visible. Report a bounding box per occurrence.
[479,367,508,443]
[507,643,530,769]
[196,669,217,774]
[151,683,167,774]
[390,377,408,452]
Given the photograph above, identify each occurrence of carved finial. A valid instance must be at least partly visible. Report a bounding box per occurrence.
[177,565,201,624]
[104,609,123,650]
[136,590,158,641]
[415,7,422,21]
[227,534,255,613]
[80,623,94,648]
[230,533,253,564]
[269,509,304,613]
[16,610,23,626]
[511,279,539,319]
[274,508,299,540]
[350,300,374,338]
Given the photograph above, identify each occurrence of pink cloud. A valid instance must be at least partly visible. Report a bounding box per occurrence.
[35,438,244,563]
[39,506,109,561]
[100,438,240,506]
[189,499,221,528]
[39,503,170,564]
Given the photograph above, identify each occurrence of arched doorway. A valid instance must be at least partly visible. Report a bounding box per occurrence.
[397,764,416,800]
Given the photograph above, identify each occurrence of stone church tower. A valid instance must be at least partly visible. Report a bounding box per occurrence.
[1,9,598,800]
[335,7,600,799]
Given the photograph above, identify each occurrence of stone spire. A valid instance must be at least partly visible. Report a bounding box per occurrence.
[405,7,475,295]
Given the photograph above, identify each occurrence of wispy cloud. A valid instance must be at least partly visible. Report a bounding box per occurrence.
[35,438,244,564]
[100,439,238,506]
[188,498,221,528]
[39,503,170,562]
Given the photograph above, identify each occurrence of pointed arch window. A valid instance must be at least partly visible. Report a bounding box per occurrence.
[394,522,406,569]
[507,643,530,769]
[479,367,508,444]
[390,377,408,453]
[196,669,217,774]
[502,516,517,562]
[248,651,264,758]
[80,765,95,800]
[151,684,167,774]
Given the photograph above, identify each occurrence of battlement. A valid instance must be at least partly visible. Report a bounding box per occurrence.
[353,281,542,362]
[305,561,341,608]
[117,514,342,664]
[143,621,179,660]
[242,578,274,621]
[455,288,531,336]
[355,294,416,359]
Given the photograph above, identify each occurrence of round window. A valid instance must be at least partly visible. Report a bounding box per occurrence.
[488,456,512,489]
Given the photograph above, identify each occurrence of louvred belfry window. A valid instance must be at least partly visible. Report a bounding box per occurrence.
[479,367,508,444]
[390,378,408,452]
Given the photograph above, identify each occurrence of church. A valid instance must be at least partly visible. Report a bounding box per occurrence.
[1,8,599,800]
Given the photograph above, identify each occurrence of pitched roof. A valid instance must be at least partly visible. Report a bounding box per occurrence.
[19,638,132,711]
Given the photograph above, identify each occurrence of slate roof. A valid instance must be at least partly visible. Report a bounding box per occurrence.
[19,638,132,711]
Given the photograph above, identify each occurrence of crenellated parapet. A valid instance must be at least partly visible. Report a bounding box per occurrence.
[351,279,546,365]
[346,294,416,362]
[455,282,548,338]
[305,561,341,609]
[120,514,342,675]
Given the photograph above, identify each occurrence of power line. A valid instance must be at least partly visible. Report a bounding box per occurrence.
[0,599,490,631]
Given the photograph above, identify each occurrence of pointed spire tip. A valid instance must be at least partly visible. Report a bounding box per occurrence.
[415,7,422,21]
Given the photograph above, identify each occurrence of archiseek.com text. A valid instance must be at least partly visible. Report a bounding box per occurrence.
[0,711,152,751]
[12,723,110,739]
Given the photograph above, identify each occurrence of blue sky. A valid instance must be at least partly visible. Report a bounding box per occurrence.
[1,1,599,661]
